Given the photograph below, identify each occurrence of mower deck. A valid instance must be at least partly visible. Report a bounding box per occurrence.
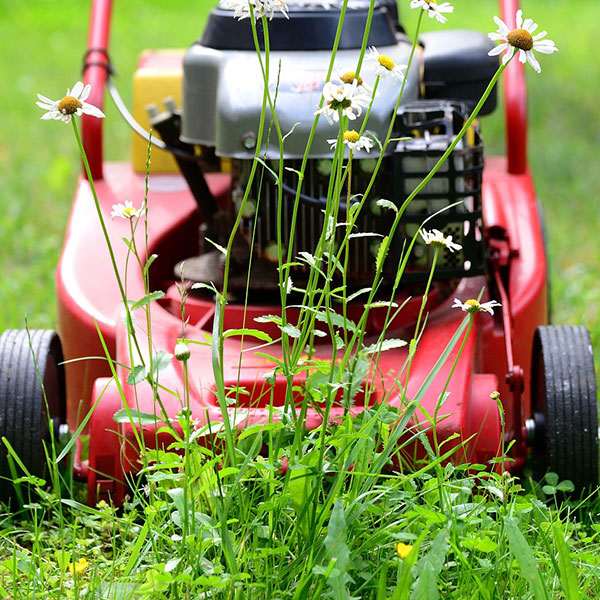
[56,158,546,504]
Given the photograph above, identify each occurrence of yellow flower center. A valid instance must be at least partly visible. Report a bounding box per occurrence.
[377,55,395,71]
[395,542,413,559]
[507,28,534,51]
[428,0,437,3]
[341,71,363,86]
[465,298,481,313]
[343,130,360,143]
[123,206,138,218]
[58,95,83,115]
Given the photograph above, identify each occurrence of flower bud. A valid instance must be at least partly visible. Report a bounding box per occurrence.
[174,341,190,361]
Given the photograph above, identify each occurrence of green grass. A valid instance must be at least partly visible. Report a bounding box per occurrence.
[0,0,212,330]
[1,1,600,598]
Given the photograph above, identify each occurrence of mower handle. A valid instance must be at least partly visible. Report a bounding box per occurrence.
[500,0,528,175]
[81,0,528,180]
[82,0,113,180]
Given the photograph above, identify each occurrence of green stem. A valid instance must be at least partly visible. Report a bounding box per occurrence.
[413,247,439,343]
[71,120,131,333]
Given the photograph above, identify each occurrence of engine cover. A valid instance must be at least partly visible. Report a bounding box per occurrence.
[181,5,419,158]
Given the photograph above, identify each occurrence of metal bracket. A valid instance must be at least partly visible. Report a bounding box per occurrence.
[487,230,524,451]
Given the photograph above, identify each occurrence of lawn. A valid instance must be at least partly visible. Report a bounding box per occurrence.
[1,1,600,598]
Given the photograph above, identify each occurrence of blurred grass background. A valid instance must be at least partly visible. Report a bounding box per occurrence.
[0,0,599,355]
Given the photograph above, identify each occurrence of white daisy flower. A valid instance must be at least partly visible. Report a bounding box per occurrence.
[488,10,558,73]
[336,70,374,95]
[219,0,289,20]
[420,229,462,252]
[111,201,144,220]
[409,0,454,24]
[315,81,370,124]
[36,81,105,124]
[328,130,374,153]
[365,47,406,82]
[452,298,502,315]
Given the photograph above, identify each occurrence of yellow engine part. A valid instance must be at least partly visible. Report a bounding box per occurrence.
[131,49,185,173]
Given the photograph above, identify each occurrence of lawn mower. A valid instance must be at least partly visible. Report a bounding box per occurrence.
[0,0,598,505]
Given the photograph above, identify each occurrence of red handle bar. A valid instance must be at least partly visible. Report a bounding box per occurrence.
[500,0,528,174]
[82,0,113,180]
[81,0,527,179]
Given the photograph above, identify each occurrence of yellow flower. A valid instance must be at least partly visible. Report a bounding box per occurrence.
[68,557,89,575]
[395,542,413,559]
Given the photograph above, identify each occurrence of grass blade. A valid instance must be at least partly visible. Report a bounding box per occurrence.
[505,517,550,600]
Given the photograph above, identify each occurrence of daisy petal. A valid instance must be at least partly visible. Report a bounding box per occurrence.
[493,15,509,35]
[80,84,92,102]
[501,47,516,65]
[82,103,106,119]
[488,43,507,56]
[534,40,558,53]
[70,81,84,99]
[516,9,523,29]
[522,18,535,32]
[526,51,541,73]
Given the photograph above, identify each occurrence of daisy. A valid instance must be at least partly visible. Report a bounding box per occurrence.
[452,298,502,315]
[315,81,370,124]
[328,130,374,153]
[174,341,191,362]
[337,70,374,95]
[219,0,289,20]
[410,0,454,24]
[420,229,462,252]
[365,47,406,82]
[488,10,558,73]
[111,201,144,220]
[36,82,105,124]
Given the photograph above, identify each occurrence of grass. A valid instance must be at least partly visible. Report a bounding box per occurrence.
[1,0,600,598]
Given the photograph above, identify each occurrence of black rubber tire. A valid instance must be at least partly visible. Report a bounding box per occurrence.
[530,325,599,492]
[0,330,66,500]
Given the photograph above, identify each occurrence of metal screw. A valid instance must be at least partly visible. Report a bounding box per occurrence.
[241,132,257,150]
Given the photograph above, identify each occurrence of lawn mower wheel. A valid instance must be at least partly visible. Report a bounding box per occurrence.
[530,325,599,493]
[0,329,66,501]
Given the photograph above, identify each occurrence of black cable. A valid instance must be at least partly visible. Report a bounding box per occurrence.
[261,168,357,212]
[93,53,347,210]
[106,78,204,163]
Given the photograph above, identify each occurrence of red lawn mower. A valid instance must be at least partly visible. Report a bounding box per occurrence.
[1,0,597,505]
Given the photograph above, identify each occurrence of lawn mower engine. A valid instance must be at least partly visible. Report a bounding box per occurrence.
[153,0,496,295]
